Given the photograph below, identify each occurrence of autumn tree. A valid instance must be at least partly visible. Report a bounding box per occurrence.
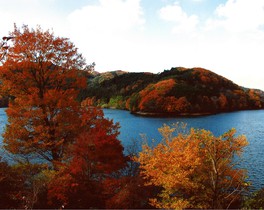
[244,188,264,209]
[218,93,228,110]
[104,138,159,209]
[47,105,127,208]
[138,79,176,112]
[0,25,129,209]
[0,25,88,165]
[11,163,51,209]
[137,124,249,209]
[0,159,24,208]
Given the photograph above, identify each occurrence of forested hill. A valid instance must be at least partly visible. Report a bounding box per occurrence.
[80,67,264,116]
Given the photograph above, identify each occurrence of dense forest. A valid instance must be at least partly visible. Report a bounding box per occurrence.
[2,66,264,114]
[79,67,264,116]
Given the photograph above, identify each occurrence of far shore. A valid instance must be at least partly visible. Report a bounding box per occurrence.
[103,107,263,118]
[2,105,262,118]
[101,106,218,117]
[131,111,215,118]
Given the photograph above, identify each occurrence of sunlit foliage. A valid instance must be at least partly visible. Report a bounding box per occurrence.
[0,25,89,165]
[137,124,249,209]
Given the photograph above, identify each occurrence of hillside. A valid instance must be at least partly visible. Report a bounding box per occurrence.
[80,67,264,116]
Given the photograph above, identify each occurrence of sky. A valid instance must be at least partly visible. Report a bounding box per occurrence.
[1,0,264,90]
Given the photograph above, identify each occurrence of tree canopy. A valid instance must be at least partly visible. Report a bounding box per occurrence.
[0,25,89,164]
[137,124,249,209]
[81,68,264,115]
[0,24,128,209]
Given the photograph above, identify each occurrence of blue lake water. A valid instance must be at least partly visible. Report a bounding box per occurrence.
[1,107,264,190]
[103,108,264,190]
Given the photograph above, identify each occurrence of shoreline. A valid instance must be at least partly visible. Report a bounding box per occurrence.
[101,106,264,118]
[131,111,215,118]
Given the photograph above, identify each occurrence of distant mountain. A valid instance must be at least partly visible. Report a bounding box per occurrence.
[90,70,128,84]
[80,67,264,116]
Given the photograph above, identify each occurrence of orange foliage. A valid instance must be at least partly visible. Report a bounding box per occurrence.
[70,107,125,175]
[125,98,131,110]
[0,25,89,166]
[138,79,175,112]
[81,97,96,107]
[47,107,126,208]
[164,96,191,113]
[219,93,228,110]
[137,79,193,113]
[192,68,222,85]
[248,89,262,108]
[104,175,155,209]
[137,124,248,209]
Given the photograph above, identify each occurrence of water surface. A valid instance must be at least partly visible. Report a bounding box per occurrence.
[103,108,264,190]
[1,108,264,190]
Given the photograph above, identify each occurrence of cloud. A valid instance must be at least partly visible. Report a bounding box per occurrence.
[203,0,264,89]
[68,0,144,33]
[158,2,199,34]
[67,0,146,71]
[156,0,264,90]
[206,0,264,33]
[1,0,264,90]
[0,0,65,36]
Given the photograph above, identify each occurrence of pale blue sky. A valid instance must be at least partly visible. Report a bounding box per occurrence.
[1,0,264,90]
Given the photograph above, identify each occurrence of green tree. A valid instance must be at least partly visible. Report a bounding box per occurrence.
[108,95,125,109]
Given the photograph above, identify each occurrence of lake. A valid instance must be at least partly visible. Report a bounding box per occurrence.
[1,107,264,190]
[103,108,264,191]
